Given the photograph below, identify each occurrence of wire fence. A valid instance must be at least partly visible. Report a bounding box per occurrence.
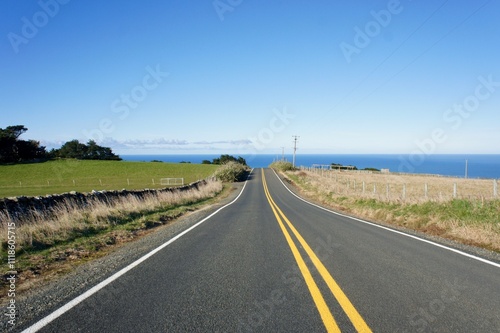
[299,167,499,202]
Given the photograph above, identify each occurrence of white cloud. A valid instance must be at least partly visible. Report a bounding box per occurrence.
[42,137,254,154]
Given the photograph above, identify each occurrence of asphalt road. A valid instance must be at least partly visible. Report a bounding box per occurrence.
[20,168,500,332]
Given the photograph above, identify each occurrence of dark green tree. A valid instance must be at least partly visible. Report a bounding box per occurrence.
[212,154,247,166]
[56,140,87,159]
[54,140,121,160]
[16,139,46,161]
[0,125,47,163]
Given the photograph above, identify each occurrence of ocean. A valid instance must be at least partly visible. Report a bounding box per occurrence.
[121,154,500,179]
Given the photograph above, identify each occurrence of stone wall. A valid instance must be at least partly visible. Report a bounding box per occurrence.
[0,180,206,223]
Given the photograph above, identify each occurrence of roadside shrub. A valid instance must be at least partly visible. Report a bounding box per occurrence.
[214,161,250,182]
[269,161,296,172]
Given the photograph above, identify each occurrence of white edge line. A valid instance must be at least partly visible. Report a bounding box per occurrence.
[270,169,500,269]
[22,170,253,333]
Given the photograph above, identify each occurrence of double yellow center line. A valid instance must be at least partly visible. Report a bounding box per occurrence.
[261,169,372,333]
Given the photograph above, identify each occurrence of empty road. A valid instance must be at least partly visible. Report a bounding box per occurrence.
[20,168,500,332]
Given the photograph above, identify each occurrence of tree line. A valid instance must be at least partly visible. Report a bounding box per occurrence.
[202,154,247,166]
[0,125,120,164]
[53,139,121,161]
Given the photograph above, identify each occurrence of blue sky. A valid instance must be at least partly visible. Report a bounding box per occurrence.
[1,0,499,155]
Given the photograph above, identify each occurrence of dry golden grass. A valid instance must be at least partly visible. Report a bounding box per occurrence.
[286,169,500,252]
[297,168,497,202]
[0,180,223,252]
[0,180,227,299]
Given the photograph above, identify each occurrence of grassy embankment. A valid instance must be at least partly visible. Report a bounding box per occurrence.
[0,160,225,297]
[270,162,500,253]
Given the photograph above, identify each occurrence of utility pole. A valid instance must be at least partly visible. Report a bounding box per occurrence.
[292,135,299,167]
[281,147,285,161]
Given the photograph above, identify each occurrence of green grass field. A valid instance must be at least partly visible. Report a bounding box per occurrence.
[0,160,219,197]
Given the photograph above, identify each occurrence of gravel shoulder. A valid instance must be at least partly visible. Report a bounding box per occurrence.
[5,182,245,333]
